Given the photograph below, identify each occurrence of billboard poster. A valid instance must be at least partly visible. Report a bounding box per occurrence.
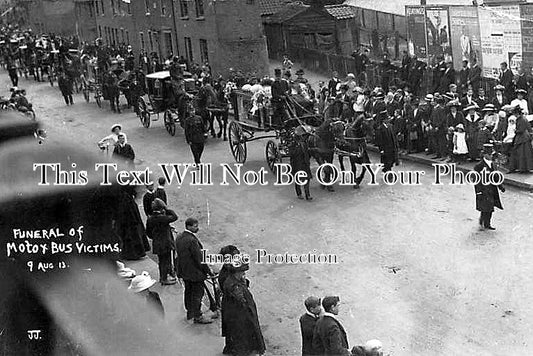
[479,5,522,78]
[425,7,452,67]
[449,6,482,70]
[520,4,533,71]
[406,6,428,61]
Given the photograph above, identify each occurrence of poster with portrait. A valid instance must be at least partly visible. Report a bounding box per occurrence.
[406,6,428,61]
[479,5,522,78]
[425,7,452,67]
[449,6,482,70]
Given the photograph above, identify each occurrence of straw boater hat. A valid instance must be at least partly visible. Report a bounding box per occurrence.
[482,143,495,155]
[516,88,527,95]
[463,104,478,112]
[482,104,496,112]
[111,124,122,132]
[446,99,461,108]
[455,123,465,130]
[494,84,505,91]
[425,94,434,102]
[295,69,304,76]
[128,271,156,293]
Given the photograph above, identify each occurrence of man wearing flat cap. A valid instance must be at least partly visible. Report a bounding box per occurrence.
[473,143,505,230]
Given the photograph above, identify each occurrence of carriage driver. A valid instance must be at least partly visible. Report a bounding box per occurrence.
[271,68,291,127]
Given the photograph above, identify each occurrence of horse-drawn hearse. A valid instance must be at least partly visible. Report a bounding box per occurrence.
[81,59,104,107]
[227,86,372,187]
[137,70,198,136]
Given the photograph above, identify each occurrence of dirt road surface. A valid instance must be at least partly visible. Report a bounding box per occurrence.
[6,73,533,356]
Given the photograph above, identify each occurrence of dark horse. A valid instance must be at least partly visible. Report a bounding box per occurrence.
[307,118,343,192]
[335,114,373,188]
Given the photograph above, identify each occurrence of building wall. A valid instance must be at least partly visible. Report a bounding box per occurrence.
[74,0,98,43]
[41,0,77,36]
[95,0,137,50]
[132,0,177,59]
[174,0,269,78]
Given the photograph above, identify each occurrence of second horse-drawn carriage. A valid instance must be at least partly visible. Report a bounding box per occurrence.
[137,70,198,136]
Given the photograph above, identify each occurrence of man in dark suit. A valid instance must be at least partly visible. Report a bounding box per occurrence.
[142,183,156,217]
[375,117,399,172]
[299,296,322,356]
[438,61,455,94]
[328,71,341,98]
[184,107,207,165]
[459,60,470,96]
[146,198,178,285]
[467,58,482,95]
[112,134,135,167]
[474,144,505,230]
[155,176,168,204]
[432,55,446,93]
[499,62,515,100]
[312,296,351,356]
[175,217,213,324]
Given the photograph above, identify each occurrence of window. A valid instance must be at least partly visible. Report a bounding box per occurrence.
[145,0,150,13]
[121,29,124,43]
[164,32,173,56]
[148,31,154,52]
[195,0,204,18]
[111,0,116,15]
[126,30,129,44]
[139,32,145,50]
[179,0,188,17]
[199,39,208,64]
[95,0,99,15]
[100,0,104,15]
[126,1,131,14]
[184,37,193,62]
[98,25,102,38]
[114,28,118,45]
[161,0,166,15]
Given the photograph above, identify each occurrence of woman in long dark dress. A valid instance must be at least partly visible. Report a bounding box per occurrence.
[509,106,533,173]
[114,185,150,260]
[222,263,265,356]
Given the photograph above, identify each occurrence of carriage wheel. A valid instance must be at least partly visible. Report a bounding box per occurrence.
[266,140,281,173]
[164,110,176,136]
[228,121,247,163]
[142,110,151,128]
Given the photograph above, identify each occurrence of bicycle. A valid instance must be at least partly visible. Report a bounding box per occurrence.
[201,274,221,317]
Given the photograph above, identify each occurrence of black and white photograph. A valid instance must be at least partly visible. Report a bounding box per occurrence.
[1,0,533,355]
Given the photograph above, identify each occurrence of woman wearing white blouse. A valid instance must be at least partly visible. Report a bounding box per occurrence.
[98,123,127,148]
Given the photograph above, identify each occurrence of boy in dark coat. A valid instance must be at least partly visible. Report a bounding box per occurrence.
[312,296,351,356]
[474,144,505,230]
[299,296,322,356]
[142,183,156,217]
[112,134,135,167]
[145,198,178,285]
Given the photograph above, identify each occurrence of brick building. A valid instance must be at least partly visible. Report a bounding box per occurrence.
[74,0,97,43]
[132,0,178,60]
[94,0,136,50]
[174,0,269,78]
[26,0,76,36]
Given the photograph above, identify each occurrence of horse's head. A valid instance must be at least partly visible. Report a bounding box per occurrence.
[330,120,346,142]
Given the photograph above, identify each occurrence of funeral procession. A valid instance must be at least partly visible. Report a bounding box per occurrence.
[2,0,533,355]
